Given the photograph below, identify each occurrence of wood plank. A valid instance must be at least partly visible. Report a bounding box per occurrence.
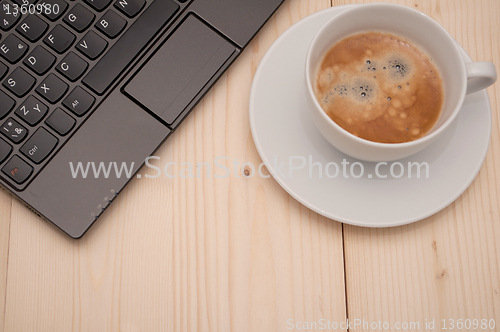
[0,193,11,332]
[2,1,347,331]
[340,0,500,329]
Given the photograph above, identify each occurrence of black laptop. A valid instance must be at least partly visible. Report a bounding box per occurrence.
[0,0,284,237]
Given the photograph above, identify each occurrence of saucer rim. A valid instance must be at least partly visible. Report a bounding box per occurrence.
[249,4,492,227]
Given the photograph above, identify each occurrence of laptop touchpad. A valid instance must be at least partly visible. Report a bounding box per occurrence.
[124,15,235,125]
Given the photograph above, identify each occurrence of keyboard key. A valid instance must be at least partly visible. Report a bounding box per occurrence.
[0,1,21,31]
[63,86,94,116]
[76,30,107,60]
[2,154,32,184]
[56,51,88,81]
[83,0,111,12]
[83,0,179,95]
[95,10,126,39]
[23,45,56,75]
[45,107,74,135]
[36,73,68,103]
[16,14,49,42]
[114,0,145,18]
[63,3,94,32]
[1,117,27,143]
[41,0,69,21]
[0,61,7,79]
[20,127,58,164]
[0,137,11,163]
[15,95,48,125]
[2,67,35,97]
[44,24,75,54]
[12,0,37,5]
[0,89,15,119]
[0,34,29,63]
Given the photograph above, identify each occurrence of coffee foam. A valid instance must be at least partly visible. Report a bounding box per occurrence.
[314,32,443,143]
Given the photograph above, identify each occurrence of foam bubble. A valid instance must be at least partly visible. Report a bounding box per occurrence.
[363,59,377,72]
[349,79,376,103]
[318,72,384,122]
[335,83,349,97]
[386,55,411,80]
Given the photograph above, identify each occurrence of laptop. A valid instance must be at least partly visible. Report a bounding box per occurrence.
[0,0,284,238]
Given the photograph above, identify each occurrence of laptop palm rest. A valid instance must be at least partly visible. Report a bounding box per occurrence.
[20,92,170,238]
[123,15,236,125]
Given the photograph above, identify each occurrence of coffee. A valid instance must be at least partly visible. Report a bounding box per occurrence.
[314,32,444,143]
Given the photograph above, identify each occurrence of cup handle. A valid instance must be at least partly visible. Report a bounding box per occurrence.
[465,62,497,94]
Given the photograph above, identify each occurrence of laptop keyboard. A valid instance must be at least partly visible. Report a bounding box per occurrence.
[0,0,181,189]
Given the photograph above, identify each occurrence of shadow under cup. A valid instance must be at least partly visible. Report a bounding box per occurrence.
[306,4,467,161]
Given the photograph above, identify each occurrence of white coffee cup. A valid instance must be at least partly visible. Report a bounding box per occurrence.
[305,3,497,162]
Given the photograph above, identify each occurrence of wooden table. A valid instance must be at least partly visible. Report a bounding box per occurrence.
[1,1,498,331]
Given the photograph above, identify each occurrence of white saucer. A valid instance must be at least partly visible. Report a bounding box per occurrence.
[249,5,492,227]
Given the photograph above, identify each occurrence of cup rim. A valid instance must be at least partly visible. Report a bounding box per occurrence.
[305,3,467,149]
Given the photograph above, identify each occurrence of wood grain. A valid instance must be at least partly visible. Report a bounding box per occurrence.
[1,1,347,332]
[0,193,11,332]
[1,1,499,331]
[337,0,500,330]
